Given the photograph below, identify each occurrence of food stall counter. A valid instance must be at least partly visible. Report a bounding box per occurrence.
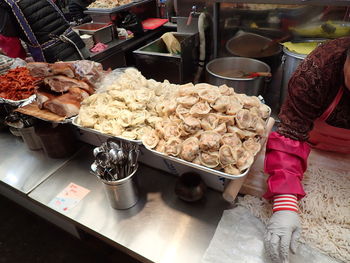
[0,131,70,194]
[28,146,229,263]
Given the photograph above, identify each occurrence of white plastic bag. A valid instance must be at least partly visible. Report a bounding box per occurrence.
[201,206,341,263]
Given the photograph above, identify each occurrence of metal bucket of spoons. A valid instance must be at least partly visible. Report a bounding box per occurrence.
[91,139,140,209]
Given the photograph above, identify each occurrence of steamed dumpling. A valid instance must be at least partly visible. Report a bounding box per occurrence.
[242,138,261,155]
[190,101,211,116]
[199,131,222,151]
[164,137,182,156]
[180,137,200,162]
[142,130,160,149]
[221,133,242,148]
[199,151,220,168]
[219,145,238,166]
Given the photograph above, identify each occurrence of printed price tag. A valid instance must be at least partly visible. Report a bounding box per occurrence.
[48,183,90,213]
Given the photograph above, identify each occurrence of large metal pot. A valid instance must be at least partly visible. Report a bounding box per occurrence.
[206,57,270,96]
[226,32,282,71]
[280,46,306,106]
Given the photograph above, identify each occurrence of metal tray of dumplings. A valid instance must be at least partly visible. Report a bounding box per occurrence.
[144,147,250,180]
[143,110,273,180]
[71,116,143,145]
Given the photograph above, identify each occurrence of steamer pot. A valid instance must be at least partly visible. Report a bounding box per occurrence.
[206,57,270,96]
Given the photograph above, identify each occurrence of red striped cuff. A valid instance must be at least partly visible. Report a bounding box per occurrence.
[273,194,299,213]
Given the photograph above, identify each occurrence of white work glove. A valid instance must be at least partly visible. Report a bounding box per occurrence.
[265,210,301,263]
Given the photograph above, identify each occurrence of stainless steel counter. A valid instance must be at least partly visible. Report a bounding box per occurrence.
[0,131,69,194]
[29,147,229,263]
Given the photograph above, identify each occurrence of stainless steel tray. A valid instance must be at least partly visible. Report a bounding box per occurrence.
[0,94,35,107]
[71,116,143,145]
[145,147,249,180]
[85,0,151,14]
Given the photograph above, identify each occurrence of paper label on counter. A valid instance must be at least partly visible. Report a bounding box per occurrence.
[48,183,90,213]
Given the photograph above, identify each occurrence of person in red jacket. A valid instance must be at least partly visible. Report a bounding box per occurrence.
[264,37,350,263]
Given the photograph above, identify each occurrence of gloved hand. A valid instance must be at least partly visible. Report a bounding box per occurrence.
[265,210,301,263]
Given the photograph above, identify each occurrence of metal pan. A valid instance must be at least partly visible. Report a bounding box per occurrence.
[144,146,249,180]
[71,116,143,145]
[143,105,271,180]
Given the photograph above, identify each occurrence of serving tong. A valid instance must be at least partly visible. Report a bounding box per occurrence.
[90,139,140,182]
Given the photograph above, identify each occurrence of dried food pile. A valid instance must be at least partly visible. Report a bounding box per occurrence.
[77,68,270,175]
[88,0,132,9]
[27,60,104,117]
[0,67,39,101]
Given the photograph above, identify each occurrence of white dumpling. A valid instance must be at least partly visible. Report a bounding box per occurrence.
[221,133,242,148]
[198,88,219,103]
[213,122,227,135]
[223,164,241,175]
[242,138,261,156]
[219,145,238,166]
[200,113,219,131]
[236,147,254,172]
[227,125,256,139]
[199,131,222,151]
[218,84,235,95]
[180,137,200,162]
[211,96,231,112]
[142,130,160,149]
[199,151,220,168]
[177,95,199,107]
[189,101,211,116]
[164,137,182,156]
[183,116,201,134]
[235,109,252,130]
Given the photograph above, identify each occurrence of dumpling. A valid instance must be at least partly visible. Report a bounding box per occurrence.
[189,101,211,116]
[221,133,242,148]
[183,116,201,134]
[198,88,219,103]
[111,121,123,136]
[243,138,261,155]
[218,84,235,95]
[121,130,138,140]
[178,83,196,96]
[164,137,182,156]
[131,111,148,126]
[213,122,227,135]
[117,109,133,127]
[259,104,270,119]
[236,147,254,172]
[227,125,256,139]
[163,122,181,140]
[226,100,243,116]
[219,145,238,166]
[155,139,166,152]
[199,151,220,168]
[176,104,190,119]
[77,107,97,128]
[142,130,160,149]
[192,155,201,165]
[180,137,200,162]
[177,95,199,107]
[94,119,113,134]
[146,116,163,128]
[236,94,261,109]
[211,96,231,112]
[201,113,219,130]
[223,164,241,175]
[135,126,153,140]
[235,109,253,130]
[216,114,235,126]
[199,131,222,151]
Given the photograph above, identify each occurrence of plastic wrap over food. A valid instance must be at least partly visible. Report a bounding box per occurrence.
[95,67,130,94]
[201,206,341,263]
